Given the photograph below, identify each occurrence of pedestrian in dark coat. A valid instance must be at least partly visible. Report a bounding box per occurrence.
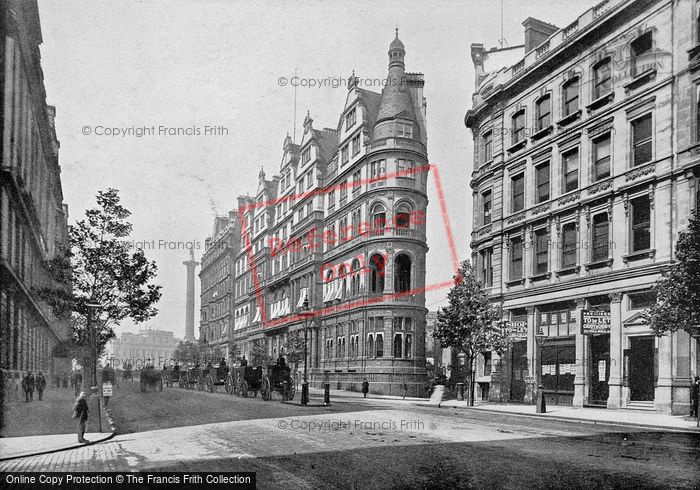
[401,381,408,400]
[240,356,248,367]
[362,378,369,398]
[691,376,699,418]
[72,391,90,443]
[36,372,47,401]
[21,372,35,402]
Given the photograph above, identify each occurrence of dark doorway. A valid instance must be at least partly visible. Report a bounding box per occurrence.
[510,341,527,402]
[588,334,609,406]
[629,336,655,402]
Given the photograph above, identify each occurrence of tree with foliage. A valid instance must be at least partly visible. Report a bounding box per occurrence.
[39,188,162,355]
[433,260,509,406]
[250,341,272,367]
[648,208,700,337]
[228,342,241,364]
[172,339,201,365]
[283,333,306,371]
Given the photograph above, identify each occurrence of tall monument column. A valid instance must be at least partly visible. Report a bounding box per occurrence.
[183,249,199,341]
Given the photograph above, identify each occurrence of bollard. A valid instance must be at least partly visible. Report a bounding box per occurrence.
[456,382,465,401]
[323,382,331,406]
[301,381,309,405]
[536,384,546,413]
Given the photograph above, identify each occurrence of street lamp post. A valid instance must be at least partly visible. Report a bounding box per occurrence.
[299,297,314,406]
[86,302,102,433]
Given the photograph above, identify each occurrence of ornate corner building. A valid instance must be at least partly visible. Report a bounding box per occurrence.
[202,33,429,396]
[465,0,699,414]
[1,0,71,377]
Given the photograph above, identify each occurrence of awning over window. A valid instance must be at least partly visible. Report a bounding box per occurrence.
[297,287,308,308]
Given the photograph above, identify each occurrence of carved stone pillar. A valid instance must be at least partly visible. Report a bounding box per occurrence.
[655,333,673,413]
[607,292,623,409]
[573,297,586,407]
[524,306,537,404]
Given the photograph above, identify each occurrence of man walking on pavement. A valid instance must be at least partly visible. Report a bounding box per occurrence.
[36,371,47,401]
[72,390,90,443]
[690,375,699,418]
[21,371,35,402]
[362,378,369,398]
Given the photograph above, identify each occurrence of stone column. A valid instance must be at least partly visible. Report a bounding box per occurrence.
[607,292,623,409]
[655,333,673,413]
[183,250,199,341]
[573,298,586,407]
[524,306,537,404]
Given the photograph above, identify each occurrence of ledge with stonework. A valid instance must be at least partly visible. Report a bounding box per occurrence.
[623,68,657,94]
[624,162,655,182]
[505,277,526,287]
[530,125,553,142]
[588,178,613,196]
[554,265,580,277]
[622,248,656,264]
[584,258,613,271]
[586,92,614,113]
[528,272,551,282]
[507,138,527,154]
[556,109,582,128]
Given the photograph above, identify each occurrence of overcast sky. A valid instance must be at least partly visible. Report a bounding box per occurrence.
[36,0,598,339]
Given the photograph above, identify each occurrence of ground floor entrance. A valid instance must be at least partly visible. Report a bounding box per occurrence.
[627,336,656,402]
[588,334,610,406]
[540,341,575,406]
[510,341,527,403]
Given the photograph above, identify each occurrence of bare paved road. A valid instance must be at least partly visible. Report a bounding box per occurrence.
[2,393,697,489]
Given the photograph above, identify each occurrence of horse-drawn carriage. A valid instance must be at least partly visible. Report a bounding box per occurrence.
[204,363,230,393]
[230,364,294,401]
[119,363,134,383]
[230,366,263,397]
[163,365,184,387]
[179,365,201,390]
[139,366,163,392]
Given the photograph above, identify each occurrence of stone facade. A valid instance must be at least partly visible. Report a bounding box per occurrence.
[209,33,430,396]
[0,0,71,377]
[199,213,240,357]
[106,329,179,369]
[465,0,699,414]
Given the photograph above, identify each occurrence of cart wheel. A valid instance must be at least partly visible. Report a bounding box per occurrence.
[225,375,233,394]
[261,378,271,401]
[241,380,248,398]
[207,375,215,393]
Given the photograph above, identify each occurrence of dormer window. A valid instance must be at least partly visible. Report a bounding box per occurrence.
[302,148,311,164]
[351,134,361,156]
[397,123,412,138]
[345,108,357,131]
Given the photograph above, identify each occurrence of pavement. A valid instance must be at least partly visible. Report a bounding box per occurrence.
[308,386,700,432]
[1,385,696,463]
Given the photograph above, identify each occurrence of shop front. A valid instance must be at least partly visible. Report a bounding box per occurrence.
[537,304,577,406]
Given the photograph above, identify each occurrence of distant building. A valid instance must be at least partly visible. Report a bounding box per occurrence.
[465,1,699,413]
[0,0,71,376]
[106,329,179,369]
[199,212,240,362]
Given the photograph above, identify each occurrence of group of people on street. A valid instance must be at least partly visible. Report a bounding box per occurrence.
[20,371,47,402]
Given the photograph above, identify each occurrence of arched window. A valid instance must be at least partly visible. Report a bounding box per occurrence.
[371,203,387,235]
[395,202,412,229]
[394,254,412,293]
[404,334,412,358]
[351,259,361,296]
[369,254,385,294]
[338,265,347,300]
[394,333,402,358]
[375,334,384,358]
[367,334,374,358]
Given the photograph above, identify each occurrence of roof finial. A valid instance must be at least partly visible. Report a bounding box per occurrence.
[395,26,399,38]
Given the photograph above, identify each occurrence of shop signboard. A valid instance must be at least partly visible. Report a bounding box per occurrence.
[581,310,611,334]
[502,321,528,340]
